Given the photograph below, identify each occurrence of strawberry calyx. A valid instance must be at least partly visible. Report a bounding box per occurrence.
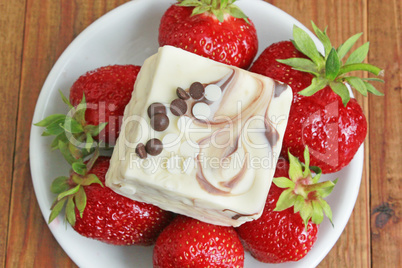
[273,146,338,228]
[278,21,384,106]
[34,91,107,165]
[177,0,249,23]
[48,147,103,226]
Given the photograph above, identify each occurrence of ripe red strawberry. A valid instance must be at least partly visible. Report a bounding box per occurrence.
[250,22,383,173]
[69,65,141,145]
[236,148,337,263]
[250,41,314,102]
[153,216,244,268]
[35,65,141,166]
[283,87,367,173]
[49,156,174,246]
[158,0,258,69]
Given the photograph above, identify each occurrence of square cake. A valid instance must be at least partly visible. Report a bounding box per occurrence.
[106,46,292,227]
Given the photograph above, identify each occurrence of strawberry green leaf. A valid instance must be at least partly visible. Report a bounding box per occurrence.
[302,146,312,177]
[50,133,68,151]
[311,200,324,225]
[319,199,333,226]
[294,195,305,214]
[65,196,76,226]
[48,197,67,224]
[293,25,323,68]
[178,0,203,7]
[329,81,350,106]
[274,188,297,211]
[298,77,328,96]
[68,142,83,160]
[62,117,84,134]
[85,132,94,152]
[277,58,319,76]
[276,147,338,228]
[84,122,107,136]
[58,184,80,201]
[288,151,304,182]
[227,6,249,23]
[221,0,228,9]
[362,77,385,83]
[337,32,363,60]
[283,23,384,102]
[71,174,84,185]
[192,5,210,16]
[311,21,332,58]
[86,146,100,172]
[317,178,338,198]
[364,81,384,96]
[310,166,322,183]
[51,176,70,194]
[346,42,370,64]
[73,95,87,126]
[299,202,313,227]
[345,77,368,96]
[34,114,66,127]
[325,48,341,81]
[59,90,73,109]
[75,186,87,218]
[58,140,76,165]
[339,63,383,76]
[41,118,66,136]
[72,160,87,176]
[212,0,218,9]
[81,174,103,187]
[212,8,224,22]
[273,177,295,189]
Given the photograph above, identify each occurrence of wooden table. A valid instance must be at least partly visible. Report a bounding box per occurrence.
[1,0,400,267]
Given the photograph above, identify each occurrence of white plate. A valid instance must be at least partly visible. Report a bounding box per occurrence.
[30,0,364,267]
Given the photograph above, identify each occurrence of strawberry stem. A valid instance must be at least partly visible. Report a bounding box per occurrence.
[280,22,384,103]
[303,180,336,193]
[274,146,338,226]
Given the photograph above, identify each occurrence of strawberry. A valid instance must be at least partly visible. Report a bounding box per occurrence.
[69,64,141,146]
[35,65,141,165]
[250,41,314,102]
[283,87,367,173]
[250,22,383,173]
[153,215,244,268]
[236,147,338,263]
[158,0,258,69]
[49,155,174,246]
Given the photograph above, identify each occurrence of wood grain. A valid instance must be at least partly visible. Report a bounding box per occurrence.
[1,0,400,267]
[368,0,401,266]
[4,0,128,267]
[0,0,26,267]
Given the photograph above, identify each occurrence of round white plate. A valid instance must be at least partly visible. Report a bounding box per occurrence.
[30,0,364,267]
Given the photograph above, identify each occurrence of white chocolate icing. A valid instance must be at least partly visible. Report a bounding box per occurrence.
[106,46,293,227]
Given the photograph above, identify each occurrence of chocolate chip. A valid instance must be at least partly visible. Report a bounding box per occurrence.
[189,82,205,100]
[151,113,169,131]
[147,102,166,118]
[135,143,147,159]
[170,98,188,116]
[145,138,163,156]
[176,87,190,100]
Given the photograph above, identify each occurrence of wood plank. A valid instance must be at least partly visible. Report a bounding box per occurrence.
[0,0,27,267]
[5,0,129,267]
[264,1,371,267]
[368,0,402,266]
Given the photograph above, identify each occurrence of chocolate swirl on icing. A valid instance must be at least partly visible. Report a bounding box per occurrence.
[182,68,284,196]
